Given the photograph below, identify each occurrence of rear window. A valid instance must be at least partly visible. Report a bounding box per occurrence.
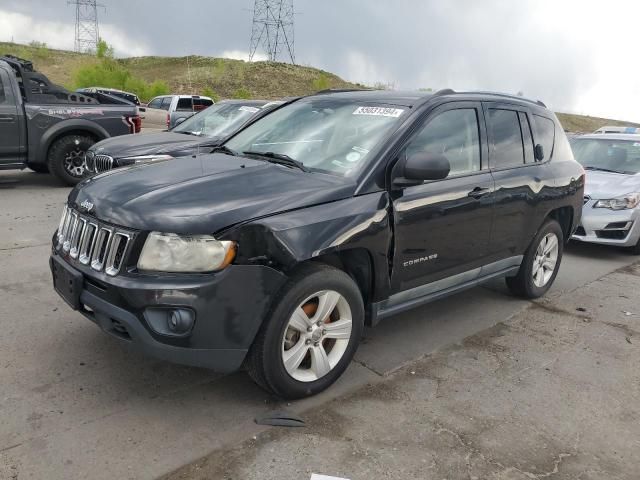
[193,98,213,111]
[534,115,555,161]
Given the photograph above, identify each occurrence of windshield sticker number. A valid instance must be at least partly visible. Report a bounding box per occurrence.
[353,106,404,118]
[239,106,260,113]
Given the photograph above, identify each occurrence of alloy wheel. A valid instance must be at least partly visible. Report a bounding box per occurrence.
[281,290,353,382]
[532,232,559,287]
[64,148,88,178]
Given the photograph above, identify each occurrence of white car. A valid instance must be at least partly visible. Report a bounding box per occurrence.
[571,134,640,253]
[593,126,639,134]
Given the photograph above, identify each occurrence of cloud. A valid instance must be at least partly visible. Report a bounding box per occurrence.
[0,9,150,57]
[221,49,268,62]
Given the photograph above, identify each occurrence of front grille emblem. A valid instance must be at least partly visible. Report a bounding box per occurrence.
[80,200,94,213]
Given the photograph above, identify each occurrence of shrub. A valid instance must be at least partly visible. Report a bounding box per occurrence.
[201,86,220,102]
[312,73,331,91]
[232,87,252,99]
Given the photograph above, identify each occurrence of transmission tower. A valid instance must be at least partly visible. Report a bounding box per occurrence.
[68,0,105,53]
[249,0,295,64]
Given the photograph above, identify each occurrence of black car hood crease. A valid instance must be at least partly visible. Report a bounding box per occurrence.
[91,132,221,158]
[69,153,356,234]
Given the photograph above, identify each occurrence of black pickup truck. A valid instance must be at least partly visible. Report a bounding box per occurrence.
[50,89,584,398]
[0,55,140,185]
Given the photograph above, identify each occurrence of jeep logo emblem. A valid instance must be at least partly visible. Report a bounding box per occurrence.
[80,200,94,212]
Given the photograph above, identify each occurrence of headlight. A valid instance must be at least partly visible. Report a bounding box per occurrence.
[137,232,236,273]
[119,154,174,166]
[594,193,640,210]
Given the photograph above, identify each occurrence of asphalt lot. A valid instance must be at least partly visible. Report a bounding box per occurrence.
[1,169,638,480]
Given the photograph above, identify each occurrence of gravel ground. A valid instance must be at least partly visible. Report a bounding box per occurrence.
[165,263,640,480]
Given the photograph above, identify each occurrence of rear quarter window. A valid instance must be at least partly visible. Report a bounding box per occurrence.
[533,115,555,161]
[176,98,193,111]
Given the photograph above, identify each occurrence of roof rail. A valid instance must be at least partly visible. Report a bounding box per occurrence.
[314,88,371,95]
[459,90,547,108]
[431,88,456,97]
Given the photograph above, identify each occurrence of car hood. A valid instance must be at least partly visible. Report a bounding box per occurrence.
[584,170,640,199]
[69,153,356,234]
[91,132,222,159]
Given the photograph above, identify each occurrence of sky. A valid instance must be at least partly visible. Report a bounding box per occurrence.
[1,0,639,122]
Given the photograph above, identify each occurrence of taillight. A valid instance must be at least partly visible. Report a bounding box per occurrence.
[122,115,142,134]
[166,113,170,128]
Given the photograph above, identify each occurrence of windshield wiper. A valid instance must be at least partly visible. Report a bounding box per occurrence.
[210,145,240,156]
[176,131,200,136]
[584,166,625,174]
[242,151,309,172]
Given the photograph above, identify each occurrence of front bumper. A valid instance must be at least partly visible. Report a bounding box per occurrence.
[50,249,287,372]
[571,199,640,247]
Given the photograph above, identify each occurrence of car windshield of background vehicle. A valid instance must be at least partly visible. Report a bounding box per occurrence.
[224,99,407,176]
[571,138,640,174]
[172,103,260,138]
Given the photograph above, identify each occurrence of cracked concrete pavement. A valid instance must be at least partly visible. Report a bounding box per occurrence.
[1,169,639,479]
[165,264,640,480]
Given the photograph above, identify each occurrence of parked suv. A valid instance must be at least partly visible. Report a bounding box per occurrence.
[50,90,584,398]
[141,94,214,130]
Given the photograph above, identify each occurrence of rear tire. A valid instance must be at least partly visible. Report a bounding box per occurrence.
[246,263,364,399]
[27,163,49,173]
[506,219,564,299]
[47,134,95,186]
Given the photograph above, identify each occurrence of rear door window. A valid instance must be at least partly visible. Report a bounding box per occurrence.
[487,108,525,169]
[518,112,535,163]
[160,97,172,110]
[533,115,555,161]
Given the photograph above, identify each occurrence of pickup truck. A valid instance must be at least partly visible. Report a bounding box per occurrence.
[140,95,214,131]
[0,55,141,185]
[50,89,584,398]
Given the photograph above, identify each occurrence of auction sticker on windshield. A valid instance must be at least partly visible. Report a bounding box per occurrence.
[352,106,404,117]
[239,106,260,113]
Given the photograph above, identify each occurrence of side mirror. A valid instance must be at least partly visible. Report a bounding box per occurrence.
[395,152,450,186]
[534,144,545,161]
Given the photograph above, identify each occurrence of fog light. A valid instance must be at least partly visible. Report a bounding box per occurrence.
[144,307,195,337]
[168,309,193,333]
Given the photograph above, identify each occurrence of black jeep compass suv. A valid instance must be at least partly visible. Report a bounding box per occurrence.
[50,90,584,398]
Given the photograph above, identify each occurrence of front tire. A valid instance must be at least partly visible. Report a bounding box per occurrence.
[47,134,95,186]
[246,263,364,399]
[506,219,564,299]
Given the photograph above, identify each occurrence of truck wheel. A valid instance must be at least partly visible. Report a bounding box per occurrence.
[246,263,364,399]
[506,219,564,299]
[27,163,49,173]
[47,134,95,186]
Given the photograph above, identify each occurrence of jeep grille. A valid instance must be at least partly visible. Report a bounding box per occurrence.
[56,204,133,276]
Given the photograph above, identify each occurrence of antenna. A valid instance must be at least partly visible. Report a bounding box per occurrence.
[249,0,295,64]
[68,0,106,53]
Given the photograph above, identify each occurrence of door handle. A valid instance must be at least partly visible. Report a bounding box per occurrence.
[0,116,15,123]
[468,187,491,199]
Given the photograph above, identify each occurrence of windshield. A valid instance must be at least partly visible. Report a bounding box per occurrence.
[224,98,407,176]
[571,138,640,174]
[172,103,262,138]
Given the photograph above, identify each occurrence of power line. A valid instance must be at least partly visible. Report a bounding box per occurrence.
[249,0,295,64]
[68,0,105,53]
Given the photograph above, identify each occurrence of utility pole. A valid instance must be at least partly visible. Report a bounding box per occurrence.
[68,0,105,53]
[249,0,295,64]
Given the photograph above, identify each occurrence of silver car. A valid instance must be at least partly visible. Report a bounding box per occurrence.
[570,134,640,253]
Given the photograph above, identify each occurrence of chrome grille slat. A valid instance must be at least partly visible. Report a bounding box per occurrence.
[56,205,133,276]
[79,222,97,264]
[95,154,114,173]
[70,218,87,258]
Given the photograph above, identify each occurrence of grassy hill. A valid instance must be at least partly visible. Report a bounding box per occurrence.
[2,41,638,133]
